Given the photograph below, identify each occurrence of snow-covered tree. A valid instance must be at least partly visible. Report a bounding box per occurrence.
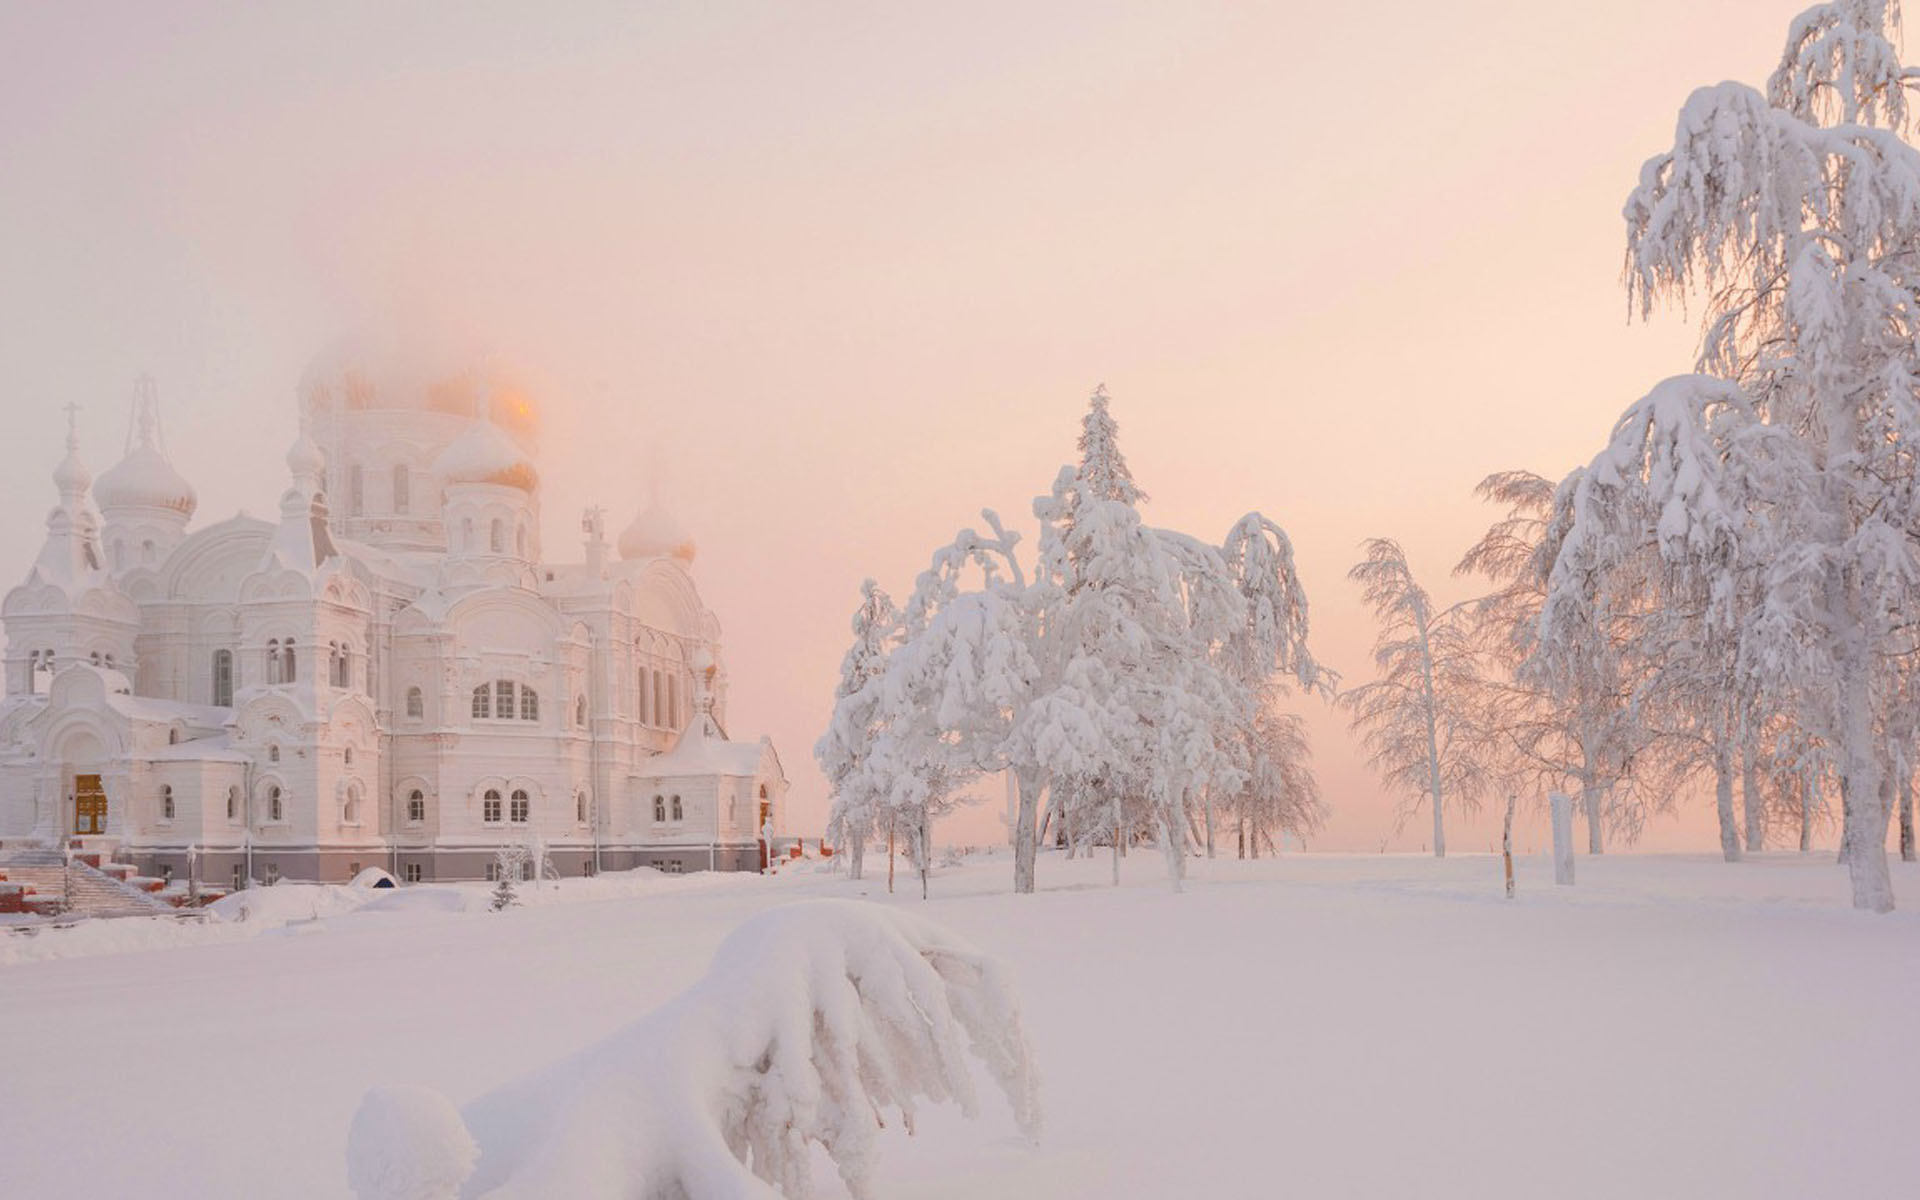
[1223,692,1324,856]
[817,581,901,882]
[1344,538,1488,856]
[1458,470,1653,853]
[348,901,1041,1199]
[1548,0,1920,908]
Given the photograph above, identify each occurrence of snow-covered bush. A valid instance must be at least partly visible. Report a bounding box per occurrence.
[346,900,1041,1199]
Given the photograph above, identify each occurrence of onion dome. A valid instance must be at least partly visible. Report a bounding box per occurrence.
[619,502,696,563]
[97,439,196,517]
[433,418,537,491]
[287,427,325,481]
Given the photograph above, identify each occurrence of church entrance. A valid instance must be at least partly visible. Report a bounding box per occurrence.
[74,774,106,835]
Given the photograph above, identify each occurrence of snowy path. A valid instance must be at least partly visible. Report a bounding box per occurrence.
[0,852,1914,1198]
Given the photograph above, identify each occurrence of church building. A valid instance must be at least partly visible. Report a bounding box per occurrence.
[0,349,786,888]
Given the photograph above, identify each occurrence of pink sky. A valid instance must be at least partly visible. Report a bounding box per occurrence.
[0,1,1843,853]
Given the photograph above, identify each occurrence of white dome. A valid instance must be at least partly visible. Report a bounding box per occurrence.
[619,503,695,563]
[433,420,537,491]
[287,429,325,479]
[96,442,197,516]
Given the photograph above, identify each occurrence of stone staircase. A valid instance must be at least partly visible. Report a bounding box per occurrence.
[0,844,180,920]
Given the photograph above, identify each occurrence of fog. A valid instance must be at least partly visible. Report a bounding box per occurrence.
[0,1,1823,851]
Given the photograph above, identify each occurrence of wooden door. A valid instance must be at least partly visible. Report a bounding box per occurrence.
[74,774,106,835]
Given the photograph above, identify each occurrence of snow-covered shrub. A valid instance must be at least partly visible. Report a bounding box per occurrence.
[346,900,1041,1199]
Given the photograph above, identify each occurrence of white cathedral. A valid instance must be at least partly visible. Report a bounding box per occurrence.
[0,350,786,890]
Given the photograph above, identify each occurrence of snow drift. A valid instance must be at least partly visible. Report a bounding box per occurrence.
[347,900,1042,1199]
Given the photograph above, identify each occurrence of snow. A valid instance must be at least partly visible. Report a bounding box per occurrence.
[1,852,1915,1198]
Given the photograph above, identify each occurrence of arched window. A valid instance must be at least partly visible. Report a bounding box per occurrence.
[343,746,354,767]
[520,687,538,722]
[490,519,505,554]
[407,789,425,823]
[670,794,683,822]
[348,463,364,515]
[268,743,280,764]
[482,789,502,823]
[392,464,410,515]
[266,639,282,685]
[226,786,239,821]
[653,669,665,726]
[168,727,180,745]
[343,785,360,825]
[510,789,530,823]
[405,687,424,719]
[141,539,155,564]
[160,785,174,820]
[212,648,233,707]
[496,680,515,716]
[576,790,588,822]
[653,794,666,823]
[575,695,587,728]
[472,685,491,720]
[283,642,297,683]
[268,786,283,823]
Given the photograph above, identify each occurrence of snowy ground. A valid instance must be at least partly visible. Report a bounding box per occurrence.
[1,849,1915,1199]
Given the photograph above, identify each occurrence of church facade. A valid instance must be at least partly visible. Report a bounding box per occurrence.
[0,353,785,888]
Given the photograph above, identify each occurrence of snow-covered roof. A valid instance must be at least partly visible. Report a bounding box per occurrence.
[433,419,536,491]
[636,716,770,779]
[96,436,195,517]
[619,503,695,563]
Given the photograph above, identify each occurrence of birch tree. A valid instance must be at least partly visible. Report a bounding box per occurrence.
[817,581,901,882]
[1344,538,1488,856]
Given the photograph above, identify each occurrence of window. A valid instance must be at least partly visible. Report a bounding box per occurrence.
[576,791,588,823]
[483,789,502,823]
[265,863,280,885]
[510,789,530,823]
[640,667,653,725]
[472,684,491,720]
[670,794,683,822]
[160,785,174,821]
[349,862,361,878]
[496,680,515,716]
[406,687,424,719]
[328,641,351,688]
[575,695,587,728]
[653,794,666,823]
[521,860,535,881]
[268,786,283,822]
[392,465,410,514]
[485,861,500,882]
[348,463,364,515]
[473,680,537,721]
[169,727,180,745]
[583,860,597,878]
[403,863,422,883]
[283,643,296,683]
[661,858,684,875]
[268,743,280,764]
[232,864,244,891]
[520,687,538,722]
[407,789,425,823]
[652,669,665,726]
[343,785,360,825]
[266,639,282,684]
[212,648,233,707]
[490,519,504,554]
[226,786,239,821]
[343,746,354,767]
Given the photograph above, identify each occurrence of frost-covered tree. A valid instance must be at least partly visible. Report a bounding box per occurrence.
[1344,538,1488,856]
[817,581,901,882]
[1459,471,1653,853]
[1223,691,1324,856]
[348,901,1041,1200]
[1551,0,1920,908]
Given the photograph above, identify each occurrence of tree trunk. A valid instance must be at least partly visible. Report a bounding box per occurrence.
[1013,770,1042,894]
[1714,733,1741,863]
[1203,791,1215,859]
[888,825,895,895]
[847,827,865,881]
[1900,763,1916,865]
[1158,792,1185,893]
[1502,794,1516,900]
[1742,737,1764,854]
[919,804,930,901]
[1800,761,1815,853]
[1582,781,1604,855]
[1836,660,1893,911]
[1110,795,1121,888]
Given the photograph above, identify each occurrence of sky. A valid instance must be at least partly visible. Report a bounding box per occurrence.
[0,1,1854,854]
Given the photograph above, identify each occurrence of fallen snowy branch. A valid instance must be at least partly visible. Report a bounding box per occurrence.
[347,900,1041,1199]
